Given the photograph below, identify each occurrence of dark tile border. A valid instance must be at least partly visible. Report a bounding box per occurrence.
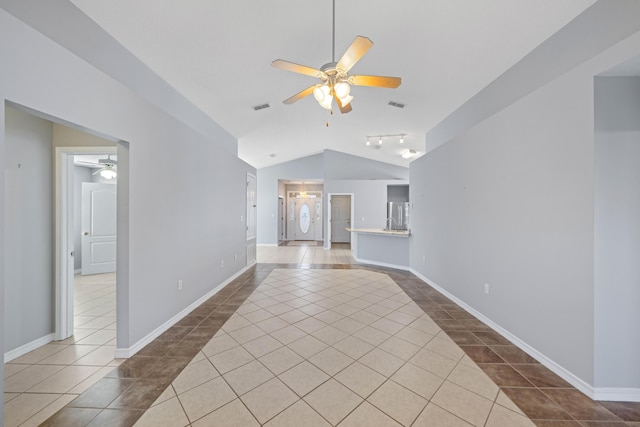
[41,263,640,426]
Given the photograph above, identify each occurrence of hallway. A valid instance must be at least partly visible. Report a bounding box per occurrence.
[33,260,640,426]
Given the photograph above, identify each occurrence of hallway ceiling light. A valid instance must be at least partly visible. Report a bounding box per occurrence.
[402,149,418,159]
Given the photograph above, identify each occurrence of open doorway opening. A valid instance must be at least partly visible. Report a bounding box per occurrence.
[277,180,324,246]
[57,147,118,344]
[65,152,118,345]
[3,103,124,365]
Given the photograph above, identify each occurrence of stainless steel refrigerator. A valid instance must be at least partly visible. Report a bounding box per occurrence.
[387,202,410,230]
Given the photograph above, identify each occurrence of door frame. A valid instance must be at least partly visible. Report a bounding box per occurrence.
[326,193,354,250]
[55,146,116,340]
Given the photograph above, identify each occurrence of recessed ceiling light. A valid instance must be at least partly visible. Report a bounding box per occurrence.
[269,153,277,158]
[402,149,418,159]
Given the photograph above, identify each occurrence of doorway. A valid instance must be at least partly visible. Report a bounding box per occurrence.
[328,193,354,249]
[3,103,125,362]
[57,147,118,341]
[287,191,323,241]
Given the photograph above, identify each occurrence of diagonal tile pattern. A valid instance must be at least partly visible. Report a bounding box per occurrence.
[18,261,640,426]
[136,268,533,426]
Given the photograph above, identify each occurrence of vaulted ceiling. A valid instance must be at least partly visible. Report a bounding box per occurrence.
[69,0,597,168]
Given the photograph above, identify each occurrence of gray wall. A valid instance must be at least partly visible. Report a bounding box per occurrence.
[257,154,324,244]
[325,179,407,230]
[410,3,640,392]
[257,150,409,245]
[4,107,54,352]
[594,76,640,388]
[324,149,410,180]
[0,3,255,371]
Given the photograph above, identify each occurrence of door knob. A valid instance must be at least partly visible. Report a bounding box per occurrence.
[83,232,89,235]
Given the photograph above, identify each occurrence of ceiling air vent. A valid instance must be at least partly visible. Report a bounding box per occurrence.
[388,101,405,109]
[253,103,270,111]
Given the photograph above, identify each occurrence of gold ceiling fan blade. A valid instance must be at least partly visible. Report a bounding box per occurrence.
[283,85,316,104]
[336,36,373,72]
[348,75,402,88]
[272,59,325,78]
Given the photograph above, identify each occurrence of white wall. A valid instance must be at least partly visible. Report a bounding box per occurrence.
[410,3,640,397]
[4,107,54,352]
[594,76,640,389]
[0,4,255,370]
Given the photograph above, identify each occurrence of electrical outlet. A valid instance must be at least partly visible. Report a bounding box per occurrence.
[484,283,490,294]
[234,252,237,261]
[221,260,224,268]
[422,255,426,263]
[178,280,183,291]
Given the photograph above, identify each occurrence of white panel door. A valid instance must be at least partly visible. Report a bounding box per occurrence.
[81,183,117,275]
[331,195,351,243]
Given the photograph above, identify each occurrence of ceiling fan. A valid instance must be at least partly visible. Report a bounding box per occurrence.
[271,0,401,114]
[92,155,117,180]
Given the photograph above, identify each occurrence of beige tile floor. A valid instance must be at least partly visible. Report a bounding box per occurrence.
[135,268,534,426]
[4,272,121,427]
[257,243,356,265]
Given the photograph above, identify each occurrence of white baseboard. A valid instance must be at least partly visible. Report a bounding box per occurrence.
[74,268,81,274]
[409,268,640,402]
[593,388,640,402]
[114,265,254,359]
[5,333,55,363]
[354,256,410,271]
[257,243,278,247]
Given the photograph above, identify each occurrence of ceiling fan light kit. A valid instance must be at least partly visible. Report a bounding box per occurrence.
[92,154,118,180]
[100,165,117,180]
[272,0,401,114]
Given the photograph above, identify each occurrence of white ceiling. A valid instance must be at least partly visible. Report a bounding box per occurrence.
[74,154,117,168]
[68,0,597,169]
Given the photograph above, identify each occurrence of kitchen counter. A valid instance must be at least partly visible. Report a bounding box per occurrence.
[346,228,410,237]
[346,228,410,269]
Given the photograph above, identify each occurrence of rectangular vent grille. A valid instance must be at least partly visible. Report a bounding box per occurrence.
[253,103,270,111]
[388,101,405,109]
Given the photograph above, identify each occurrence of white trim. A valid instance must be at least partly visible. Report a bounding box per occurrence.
[114,264,254,358]
[74,269,81,274]
[408,268,638,401]
[257,243,278,247]
[5,333,55,363]
[593,388,640,402]
[354,255,410,271]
